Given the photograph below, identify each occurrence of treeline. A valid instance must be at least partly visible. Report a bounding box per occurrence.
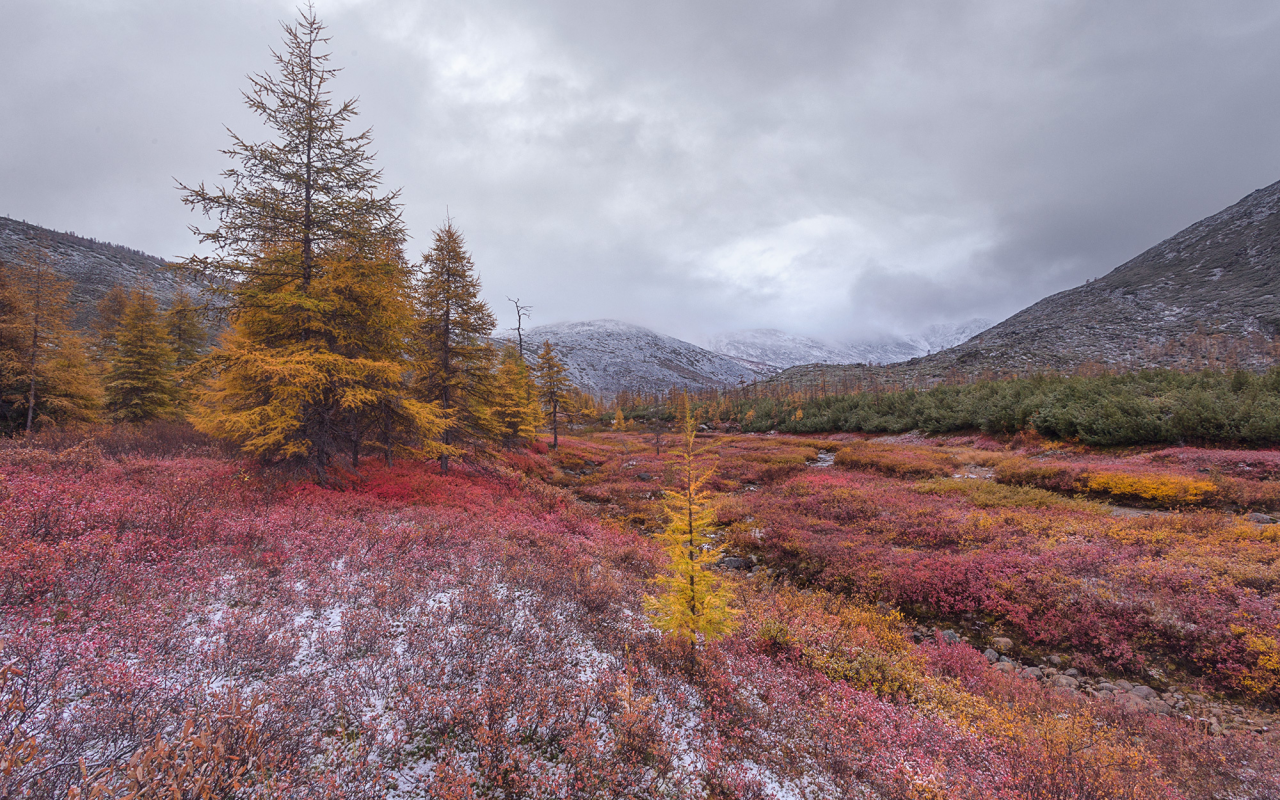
[721,369,1280,446]
[0,10,595,478]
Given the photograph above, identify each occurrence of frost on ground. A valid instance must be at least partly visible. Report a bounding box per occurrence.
[3,445,1278,799]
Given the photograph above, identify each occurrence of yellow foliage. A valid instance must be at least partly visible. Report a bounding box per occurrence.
[644,407,738,645]
[1083,471,1217,507]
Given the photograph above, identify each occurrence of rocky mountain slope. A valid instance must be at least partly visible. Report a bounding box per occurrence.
[711,319,993,369]
[775,179,1280,388]
[0,216,196,328]
[514,320,764,396]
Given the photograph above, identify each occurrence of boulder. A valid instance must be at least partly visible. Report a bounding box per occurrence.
[1247,512,1276,524]
[1020,667,1044,680]
[994,662,1016,674]
[983,648,999,663]
[1051,675,1079,690]
[717,557,752,570]
[1130,685,1158,700]
[940,629,961,645]
[1116,694,1148,714]
[991,637,1014,652]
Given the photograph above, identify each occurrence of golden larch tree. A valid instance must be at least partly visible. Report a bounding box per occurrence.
[645,403,738,651]
[179,7,443,476]
[412,221,498,471]
[0,250,98,435]
[492,345,543,448]
[533,338,570,448]
[103,291,181,423]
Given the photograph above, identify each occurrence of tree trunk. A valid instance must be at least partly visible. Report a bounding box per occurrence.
[25,320,37,434]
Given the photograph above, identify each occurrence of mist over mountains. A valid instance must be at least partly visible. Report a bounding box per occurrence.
[778,178,1280,389]
[9,174,1280,398]
[709,319,994,370]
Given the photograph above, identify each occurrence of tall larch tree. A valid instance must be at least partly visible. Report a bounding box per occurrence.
[104,291,180,423]
[533,339,570,448]
[179,6,444,477]
[0,251,98,435]
[645,404,738,655]
[413,221,498,472]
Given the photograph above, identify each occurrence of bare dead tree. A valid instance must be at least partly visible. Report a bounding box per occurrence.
[507,296,531,360]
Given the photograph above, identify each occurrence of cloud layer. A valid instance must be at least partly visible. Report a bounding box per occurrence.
[4,0,1280,344]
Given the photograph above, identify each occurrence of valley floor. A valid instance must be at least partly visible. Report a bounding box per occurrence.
[2,430,1278,798]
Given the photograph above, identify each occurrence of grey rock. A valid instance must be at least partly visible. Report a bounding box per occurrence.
[1115,680,1135,692]
[716,557,751,570]
[1064,668,1080,677]
[995,662,1016,674]
[1131,685,1158,700]
[1021,667,1044,680]
[1048,655,1063,667]
[991,637,1014,652]
[983,648,999,663]
[1248,512,1276,524]
[1052,675,1079,689]
[940,629,961,645]
[1116,693,1148,713]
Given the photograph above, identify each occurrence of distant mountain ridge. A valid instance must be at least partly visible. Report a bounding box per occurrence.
[774,178,1280,388]
[510,320,763,396]
[710,318,993,369]
[0,216,196,328]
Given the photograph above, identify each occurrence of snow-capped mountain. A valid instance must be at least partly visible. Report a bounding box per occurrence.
[708,329,854,369]
[710,319,994,369]
[516,320,765,396]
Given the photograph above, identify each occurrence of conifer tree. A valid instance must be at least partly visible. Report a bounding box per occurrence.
[492,345,542,448]
[165,288,207,372]
[0,252,98,434]
[645,404,738,652]
[179,7,443,476]
[533,339,570,448]
[92,285,131,369]
[104,291,180,423]
[412,221,498,472]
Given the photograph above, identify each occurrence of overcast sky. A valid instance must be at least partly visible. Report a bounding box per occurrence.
[4,1,1280,345]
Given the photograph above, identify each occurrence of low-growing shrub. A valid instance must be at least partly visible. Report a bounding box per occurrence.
[834,441,957,479]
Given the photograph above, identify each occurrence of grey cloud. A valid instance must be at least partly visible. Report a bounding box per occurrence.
[4,0,1280,345]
